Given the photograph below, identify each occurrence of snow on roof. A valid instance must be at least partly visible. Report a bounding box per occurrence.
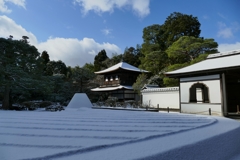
[91,85,133,91]
[142,87,179,93]
[142,84,159,90]
[166,49,240,77]
[95,62,148,74]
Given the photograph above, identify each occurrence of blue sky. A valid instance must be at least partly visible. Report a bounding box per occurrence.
[0,0,239,67]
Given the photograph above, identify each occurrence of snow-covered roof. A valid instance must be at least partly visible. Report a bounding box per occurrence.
[91,85,133,91]
[165,49,240,77]
[142,84,159,90]
[95,62,148,74]
[142,87,179,93]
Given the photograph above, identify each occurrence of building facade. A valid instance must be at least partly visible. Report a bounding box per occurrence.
[166,49,240,116]
[91,62,148,101]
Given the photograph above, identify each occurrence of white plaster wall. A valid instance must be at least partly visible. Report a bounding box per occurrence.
[181,104,222,116]
[180,80,221,103]
[142,91,179,109]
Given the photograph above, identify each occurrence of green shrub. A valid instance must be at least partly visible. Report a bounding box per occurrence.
[22,101,34,108]
[105,97,117,107]
[39,101,52,108]
[61,101,69,106]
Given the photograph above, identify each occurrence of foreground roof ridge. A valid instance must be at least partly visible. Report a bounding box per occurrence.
[165,48,240,77]
[207,49,240,59]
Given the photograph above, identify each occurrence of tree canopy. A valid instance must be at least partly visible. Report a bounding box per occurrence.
[132,74,149,95]
[142,24,166,54]
[166,36,218,64]
[123,46,142,67]
[163,12,201,47]
[140,51,168,75]
[94,49,109,71]
[71,66,95,93]
[45,60,68,76]
[163,36,218,86]
[101,53,122,69]
[141,12,201,56]
[41,50,50,64]
[0,37,46,109]
[139,12,218,87]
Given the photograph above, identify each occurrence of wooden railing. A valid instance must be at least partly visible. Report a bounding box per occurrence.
[100,80,121,87]
[99,80,135,87]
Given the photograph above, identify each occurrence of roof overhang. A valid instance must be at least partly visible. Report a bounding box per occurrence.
[91,85,133,92]
[166,66,240,78]
[165,49,240,78]
[94,62,148,74]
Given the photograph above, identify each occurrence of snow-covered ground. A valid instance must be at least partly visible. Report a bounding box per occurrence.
[0,107,240,160]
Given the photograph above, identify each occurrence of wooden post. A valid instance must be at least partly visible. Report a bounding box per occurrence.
[209,108,211,115]
[167,107,169,113]
[157,104,159,110]
[146,100,150,110]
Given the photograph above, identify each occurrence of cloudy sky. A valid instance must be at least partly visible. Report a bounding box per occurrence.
[0,0,239,67]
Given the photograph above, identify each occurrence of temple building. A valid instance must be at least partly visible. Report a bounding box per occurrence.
[91,62,148,101]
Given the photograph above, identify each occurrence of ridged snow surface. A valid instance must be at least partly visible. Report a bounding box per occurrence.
[0,108,240,160]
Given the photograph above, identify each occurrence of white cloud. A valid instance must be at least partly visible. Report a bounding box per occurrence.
[217,27,233,39]
[0,0,10,13]
[218,12,227,19]
[217,22,240,39]
[0,15,121,67]
[102,28,111,35]
[73,0,150,18]
[37,37,121,67]
[6,0,25,7]
[0,15,38,44]
[218,42,240,52]
[131,0,150,18]
[0,0,25,13]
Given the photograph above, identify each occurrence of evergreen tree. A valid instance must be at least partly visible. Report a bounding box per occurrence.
[142,24,166,54]
[163,12,201,47]
[166,36,218,64]
[163,36,218,86]
[132,74,149,95]
[102,53,122,68]
[94,49,109,71]
[0,37,46,109]
[123,46,142,67]
[83,63,95,72]
[41,50,50,64]
[141,12,202,73]
[71,66,95,93]
[141,51,168,75]
[45,60,68,76]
